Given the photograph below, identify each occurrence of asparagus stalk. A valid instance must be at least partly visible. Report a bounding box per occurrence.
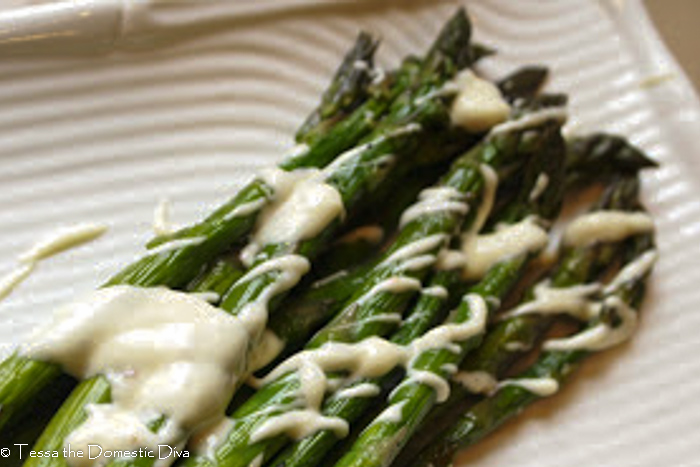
[565,133,659,187]
[497,66,549,102]
[410,228,655,467]
[296,32,380,144]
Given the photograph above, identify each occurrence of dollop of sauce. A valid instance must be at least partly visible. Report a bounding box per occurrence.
[563,210,654,247]
[0,223,107,301]
[450,71,511,132]
[23,286,251,467]
[242,167,345,264]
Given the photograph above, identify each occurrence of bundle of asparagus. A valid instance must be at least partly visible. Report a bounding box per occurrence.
[0,8,658,467]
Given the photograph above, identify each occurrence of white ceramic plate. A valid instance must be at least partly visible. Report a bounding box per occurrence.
[1,1,699,465]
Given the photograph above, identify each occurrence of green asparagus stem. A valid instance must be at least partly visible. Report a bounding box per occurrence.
[410,229,655,467]
[497,66,549,102]
[296,32,379,144]
[565,133,659,187]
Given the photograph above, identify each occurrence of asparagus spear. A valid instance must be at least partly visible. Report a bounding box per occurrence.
[497,66,549,102]
[296,32,380,144]
[411,229,655,467]
[565,133,658,187]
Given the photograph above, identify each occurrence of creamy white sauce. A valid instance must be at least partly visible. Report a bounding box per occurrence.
[248,454,264,467]
[222,197,269,222]
[603,249,658,294]
[370,66,387,86]
[403,369,451,403]
[413,81,461,107]
[529,173,550,202]
[504,341,532,352]
[357,277,423,304]
[148,236,207,256]
[503,248,656,353]
[422,286,449,299]
[334,382,381,399]
[243,168,345,263]
[153,198,175,236]
[563,211,654,247]
[0,222,107,301]
[453,372,558,398]
[191,291,221,304]
[258,293,488,430]
[353,60,369,71]
[399,187,469,228]
[311,269,349,289]
[374,401,407,424]
[249,410,349,443]
[490,107,568,136]
[434,164,499,276]
[435,249,468,271]
[323,314,404,335]
[497,377,559,397]
[461,217,549,280]
[234,254,311,333]
[544,296,638,352]
[262,337,409,391]
[248,330,285,373]
[500,281,602,321]
[284,144,310,160]
[189,417,235,459]
[0,263,35,301]
[337,225,384,245]
[450,70,511,132]
[66,405,179,467]
[19,223,107,263]
[322,124,420,176]
[409,294,488,357]
[23,286,250,467]
[471,164,500,235]
[396,255,438,273]
[380,234,448,269]
[453,371,498,395]
[252,294,488,442]
[440,363,458,375]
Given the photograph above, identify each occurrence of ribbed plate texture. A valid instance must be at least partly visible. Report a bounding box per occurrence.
[1,1,699,465]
